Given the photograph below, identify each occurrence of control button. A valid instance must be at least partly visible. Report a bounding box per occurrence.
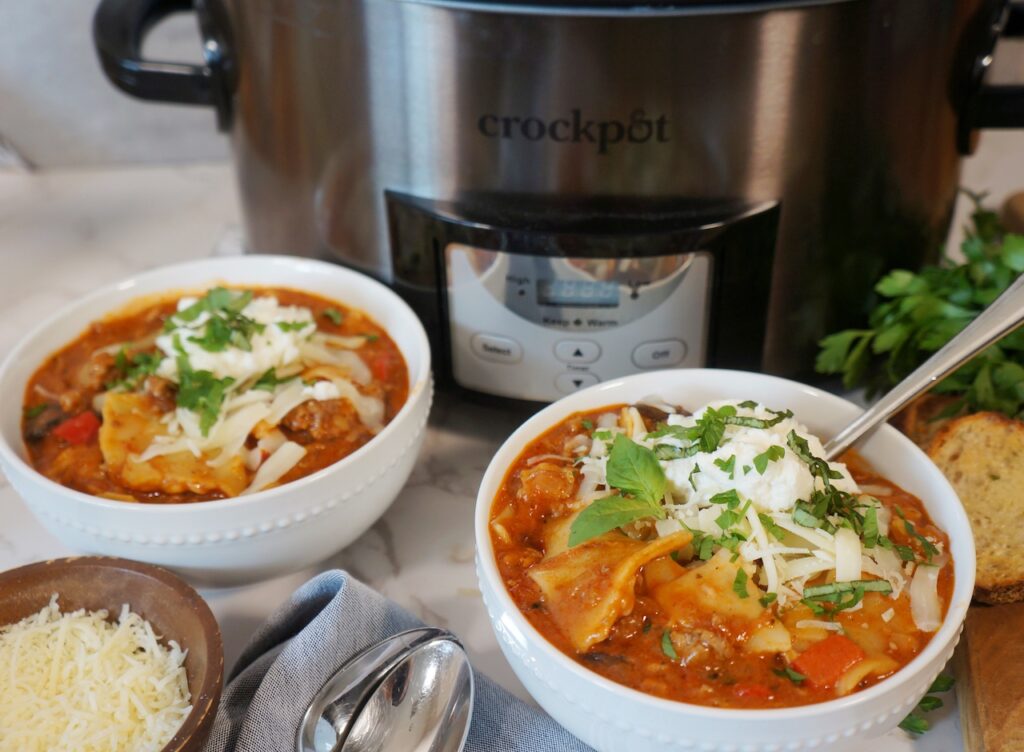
[555,372,600,394]
[471,333,523,364]
[554,340,601,364]
[632,339,687,369]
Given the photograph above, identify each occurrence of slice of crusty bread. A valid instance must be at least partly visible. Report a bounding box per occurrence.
[928,412,1024,605]
[956,603,1024,752]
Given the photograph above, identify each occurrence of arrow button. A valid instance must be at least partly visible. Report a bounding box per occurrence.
[555,372,600,394]
[554,340,601,364]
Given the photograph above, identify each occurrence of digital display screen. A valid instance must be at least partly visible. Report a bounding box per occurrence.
[536,279,620,308]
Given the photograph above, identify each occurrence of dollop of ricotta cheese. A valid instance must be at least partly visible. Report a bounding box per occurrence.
[661,400,859,513]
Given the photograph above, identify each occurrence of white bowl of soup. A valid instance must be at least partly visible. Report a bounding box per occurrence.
[475,369,974,752]
[0,256,432,584]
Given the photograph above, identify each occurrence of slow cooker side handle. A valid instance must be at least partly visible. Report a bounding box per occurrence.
[959,1,1024,153]
[93,0,232,130]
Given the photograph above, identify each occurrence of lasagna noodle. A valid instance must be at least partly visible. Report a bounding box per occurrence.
[529,530,692,652]
[100,393,247,497]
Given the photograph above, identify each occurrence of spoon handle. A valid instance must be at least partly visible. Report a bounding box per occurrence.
[823,271,1024,460]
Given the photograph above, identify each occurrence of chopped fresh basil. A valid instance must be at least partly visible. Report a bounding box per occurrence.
[787,430,843,486]
[732,568,749,598]
[759,592,778,608]
[654,443,688,460]
[773,666,806,685]
[660,630,678,660]
[276,320,312,332]
[803,579,892,599]
[322,307,343,325]
[24,404,48,419]
[567,494,665,547]
[688,463,701,491]
[753,445,785,475]
[862,506,879,548]
[758,513,786,541]
[894,506,940,562]
[593,429,613,441]
[581,419,594,431]
[364,333,380,343]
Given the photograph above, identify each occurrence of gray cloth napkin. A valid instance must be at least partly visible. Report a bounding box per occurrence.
[202,570,594,752]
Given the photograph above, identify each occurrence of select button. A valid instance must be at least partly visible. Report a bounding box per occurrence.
[471,333,523,364]
[632,339,687,368]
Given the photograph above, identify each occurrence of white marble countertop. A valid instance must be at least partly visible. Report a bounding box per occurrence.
[0,160,989,750]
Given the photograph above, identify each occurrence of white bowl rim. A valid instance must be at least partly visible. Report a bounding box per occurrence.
[475,367,976,721]
[0,255,432,515]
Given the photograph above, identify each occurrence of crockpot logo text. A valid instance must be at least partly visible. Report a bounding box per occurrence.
[477,109,669,154]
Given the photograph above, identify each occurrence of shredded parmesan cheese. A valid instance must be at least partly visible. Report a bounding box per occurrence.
[0,596,191,752]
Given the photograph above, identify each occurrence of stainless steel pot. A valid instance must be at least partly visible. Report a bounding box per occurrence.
[94,0,1024,389]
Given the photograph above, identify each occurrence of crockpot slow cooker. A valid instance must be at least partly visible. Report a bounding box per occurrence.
[94,0,1024,401]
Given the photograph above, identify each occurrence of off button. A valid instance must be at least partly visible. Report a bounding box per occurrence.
[632,339,687,368]
[471,333,523,364]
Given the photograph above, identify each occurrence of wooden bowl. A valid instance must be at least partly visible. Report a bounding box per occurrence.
[0,556,224,752]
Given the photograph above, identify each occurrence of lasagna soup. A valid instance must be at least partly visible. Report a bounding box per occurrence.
[489,400,953,708]
[22,287,407,502]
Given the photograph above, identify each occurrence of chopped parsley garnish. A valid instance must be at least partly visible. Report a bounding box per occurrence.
[593,429,613,441]
[252,367,298,392]
[709,489,742,509]
[322,307,343,325]
[714,455,736,479]
[773,666,806,685]
[174,355,235,436]
[276,320,312,332]
[753,445,785,475]
[899,674,954,736]
[732,568,749,598]
[164,287,266,353]
[567,435,666,546]
[716,500,751,531]
[759,592,778,608]
[581,419,594,431]
[660,630,678,660]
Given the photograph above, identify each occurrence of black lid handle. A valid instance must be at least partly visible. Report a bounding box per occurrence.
[959,1,1024,153]
[93,0,232,130]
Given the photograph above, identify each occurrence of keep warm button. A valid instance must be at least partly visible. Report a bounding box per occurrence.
[471,333,523,364]
[632,339,687,368]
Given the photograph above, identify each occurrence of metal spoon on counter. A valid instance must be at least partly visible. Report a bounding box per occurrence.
[823,272,1024,460]
[296,628,474,752]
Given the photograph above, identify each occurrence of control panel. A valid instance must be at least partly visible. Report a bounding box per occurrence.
[446,245,711,401]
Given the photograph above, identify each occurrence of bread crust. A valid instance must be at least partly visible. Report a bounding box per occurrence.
[927,412,1024,605]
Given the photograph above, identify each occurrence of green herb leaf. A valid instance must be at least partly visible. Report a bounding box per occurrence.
[773,666,806,685]
[24,404,48,419]
[175,355,235,436]
[899,713,930,735]
[322,307,343,325]
[709,489,742,509]
[714,455,736,479]
[732,568,749,598]
[894,506,940,562]
[276,320,312,332]
[917,696,943,712]
[752,445,784,475]
[759,592,778,608]
[606,434,667,504]
[567,494,664,547]
[928,674,955,693]
[862,506,879,548]
[758,513,786,541]
[581,419,594,431]
[661,630,678,660]
[688,463,701,491]
[252,368,298,392]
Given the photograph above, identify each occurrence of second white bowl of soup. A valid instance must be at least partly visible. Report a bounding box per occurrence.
[475,369,973,752]
[0,256,432,584]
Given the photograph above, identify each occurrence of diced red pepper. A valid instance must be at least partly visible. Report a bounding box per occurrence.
[369,351,396,382]
[790,634,865,689]
[52,411,101,445]
[733,682,772,700]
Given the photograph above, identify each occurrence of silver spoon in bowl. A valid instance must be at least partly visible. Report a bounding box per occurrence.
[296,627,474,752]
[823,272,1024,460]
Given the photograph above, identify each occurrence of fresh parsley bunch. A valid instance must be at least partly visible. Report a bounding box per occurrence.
[816,192,1024,419]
